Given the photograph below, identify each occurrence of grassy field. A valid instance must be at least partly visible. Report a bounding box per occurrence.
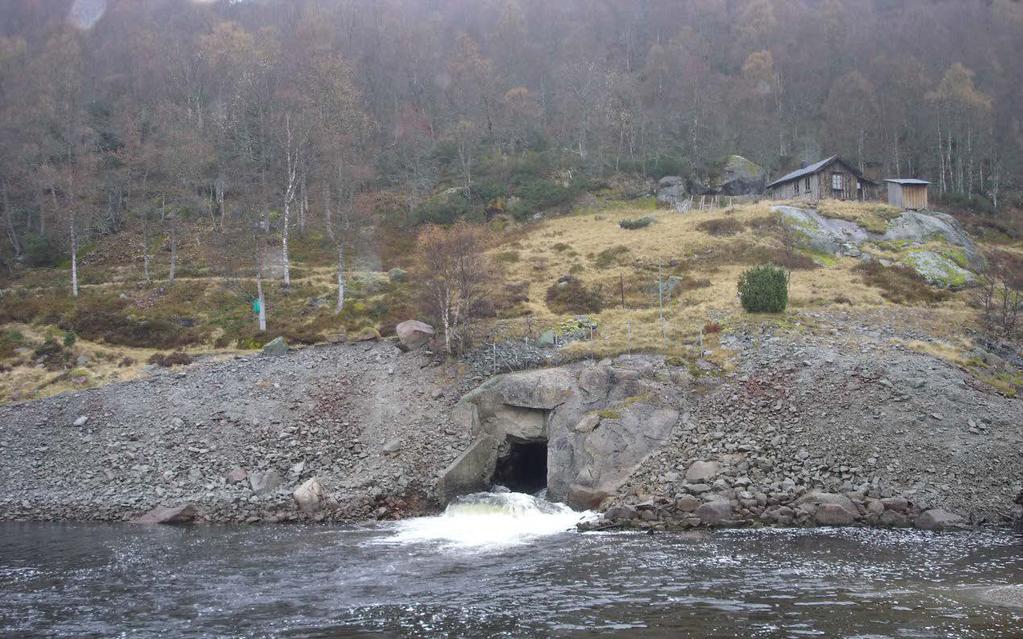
[0,198,1016,404]
[486,201,980,360]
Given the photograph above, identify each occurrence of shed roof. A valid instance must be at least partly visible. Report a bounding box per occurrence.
[766,155,877,189]
[884,179,930,185]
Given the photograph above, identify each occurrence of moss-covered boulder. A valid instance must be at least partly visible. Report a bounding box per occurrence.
[902,250,974,288]
[718,154,766,196]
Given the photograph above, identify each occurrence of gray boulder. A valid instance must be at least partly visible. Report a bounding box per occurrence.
[388,267,408,283]
[915,508,964,530]
[774,206,869,256]
[396,320,435,350]
[883,211,984,270]
[718,155,766,196]
[815,503,856,526]
[293,477,327,513]
[225,468,248,484]
[694,500,733,525]
[261,336,288,357]
[249,470,282,495]
[685,460,720,483]
[901,250,974,288]
[656,176,688,210]
[134,503,197,524]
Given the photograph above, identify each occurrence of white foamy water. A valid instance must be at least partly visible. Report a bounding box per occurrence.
[385,491,594,549]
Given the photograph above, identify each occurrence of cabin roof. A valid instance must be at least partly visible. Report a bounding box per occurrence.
[884,178,930,185]
[766,155,877,189]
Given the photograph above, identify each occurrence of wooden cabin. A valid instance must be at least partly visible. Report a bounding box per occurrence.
[885,179,929,210]
[766,155,879,202]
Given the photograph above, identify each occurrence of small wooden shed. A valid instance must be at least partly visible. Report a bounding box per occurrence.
[885,179,929,210]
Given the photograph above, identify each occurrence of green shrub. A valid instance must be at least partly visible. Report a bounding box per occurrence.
[22,233,64,267]
[62,331,77,348]
[737,265,789,313]
[619,217,653,230]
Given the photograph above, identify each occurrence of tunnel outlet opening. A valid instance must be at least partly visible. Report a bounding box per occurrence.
[491,439,548,494]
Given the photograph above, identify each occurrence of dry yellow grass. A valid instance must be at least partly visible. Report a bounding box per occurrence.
[0,322,242,404]
[487,201,980,359]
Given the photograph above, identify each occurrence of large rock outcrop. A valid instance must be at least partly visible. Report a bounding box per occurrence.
[774,205,985,287]
[656,176,688,210]
[437,356,682,509]
[718,155,766,196]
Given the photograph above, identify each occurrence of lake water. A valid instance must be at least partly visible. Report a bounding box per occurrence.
[1,493,1021,638]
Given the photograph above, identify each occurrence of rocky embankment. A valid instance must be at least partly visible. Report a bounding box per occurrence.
[0,340,467,523]
[596,321,1023,531]
[0,317,1021,529]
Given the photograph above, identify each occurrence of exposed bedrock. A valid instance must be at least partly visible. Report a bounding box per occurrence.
[437,356,682,509]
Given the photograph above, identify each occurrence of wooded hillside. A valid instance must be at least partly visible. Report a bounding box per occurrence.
[0,0,1021,279]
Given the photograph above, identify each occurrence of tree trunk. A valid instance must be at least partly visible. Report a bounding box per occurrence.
[282,195,291,288]
[70,212,79,298]
[335,240,345,313]
[169,213,177,283]
[215,175,225,231]
[142,210,151,283]
[324,182,334,241]
[255,239,267,332]
[1,178,22,259]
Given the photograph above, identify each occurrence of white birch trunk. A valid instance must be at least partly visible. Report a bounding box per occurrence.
[70,213,79,297]
[142,211,151,283]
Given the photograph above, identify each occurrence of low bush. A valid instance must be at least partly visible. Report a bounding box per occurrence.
[619,217,653,230]
[22,233,64,267]
[854,261,949,304]
[696,218,744,236]
[33,339,71,370]
[592,245,630,269]
[737,265,789,313]
[147,351,194,367]
[67,310,203,349]
[703,322,722,334]
[545,275,603,314]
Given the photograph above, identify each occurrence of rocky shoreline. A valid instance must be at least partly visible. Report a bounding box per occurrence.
[1,316,1021,530]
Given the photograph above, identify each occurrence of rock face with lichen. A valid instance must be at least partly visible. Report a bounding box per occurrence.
[718,155,766,196]
[774,205,984,287]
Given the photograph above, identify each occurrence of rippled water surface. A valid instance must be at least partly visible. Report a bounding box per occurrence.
[1,516,1021,638]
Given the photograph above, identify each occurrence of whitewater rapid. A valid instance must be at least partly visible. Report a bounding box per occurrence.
[385,491,595,549]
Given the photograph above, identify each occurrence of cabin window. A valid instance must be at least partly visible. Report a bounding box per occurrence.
[832,174,843,190]
[793,182,799,196]
[803,176,810,192]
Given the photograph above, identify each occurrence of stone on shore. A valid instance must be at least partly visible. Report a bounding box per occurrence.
[261,337,288,357]
[694,500,732,525]
[293,477,327,513]
[249,470,282,495]
[396,320,435,350]
[134,503,197,524]
[915,509,964,530]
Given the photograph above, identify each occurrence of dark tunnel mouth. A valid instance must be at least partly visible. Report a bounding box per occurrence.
[491,438,548,494]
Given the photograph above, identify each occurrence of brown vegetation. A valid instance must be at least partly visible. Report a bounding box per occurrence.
[854,261,950,305]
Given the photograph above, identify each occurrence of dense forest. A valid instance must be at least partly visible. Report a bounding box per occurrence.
[0,0,1021,281]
